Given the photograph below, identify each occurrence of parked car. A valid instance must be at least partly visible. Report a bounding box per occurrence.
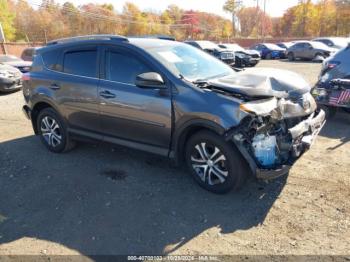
[0,55,32,73]
[276,42,294,49]
[250,43,286,59]
[218,43,260,67]
[312,43,350,117]
[0,64,22,93]
[287,41,337,62]
[184,40,235,66]
[21,47,40,61]
[312,37,349,50]
[22,35,325,194]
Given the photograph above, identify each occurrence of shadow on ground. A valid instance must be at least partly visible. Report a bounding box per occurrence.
[279,59,322,64]
[0,90,21,97]
[0,134,287,255]
[319,111,350,150]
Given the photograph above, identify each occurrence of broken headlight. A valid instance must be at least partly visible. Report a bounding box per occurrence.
[239,97,278,116]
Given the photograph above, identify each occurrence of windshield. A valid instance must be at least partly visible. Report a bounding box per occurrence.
[146,43,235,82]
[0,55,22,62]
[223,44,244,52]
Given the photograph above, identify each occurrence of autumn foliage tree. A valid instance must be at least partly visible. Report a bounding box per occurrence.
[2,0,350,42]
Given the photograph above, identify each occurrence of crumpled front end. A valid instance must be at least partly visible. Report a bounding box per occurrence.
[227,94,326,179]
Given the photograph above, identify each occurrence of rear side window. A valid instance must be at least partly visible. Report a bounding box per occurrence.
[42,49,61,71]
[105,51,151,84]
[63,50,97,78]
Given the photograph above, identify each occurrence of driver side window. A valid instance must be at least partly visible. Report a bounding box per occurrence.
[105,51,151,85]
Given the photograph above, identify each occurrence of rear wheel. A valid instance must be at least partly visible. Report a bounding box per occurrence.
[185,130,246,194]
[37,108,75,153]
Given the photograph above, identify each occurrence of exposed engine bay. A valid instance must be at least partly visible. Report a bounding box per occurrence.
[198,68,326,178]
[230,108,325,175]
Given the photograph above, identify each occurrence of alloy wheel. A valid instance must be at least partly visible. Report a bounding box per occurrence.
[40,116,62,147]
[190,142,228,185]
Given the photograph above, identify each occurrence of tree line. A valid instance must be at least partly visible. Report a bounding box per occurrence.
[0,0,349,43]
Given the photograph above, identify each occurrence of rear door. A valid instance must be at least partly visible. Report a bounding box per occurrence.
[98,46,172,150]
[53,45,101,135]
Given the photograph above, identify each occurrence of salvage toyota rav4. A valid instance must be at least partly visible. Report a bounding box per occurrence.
[22,35,325,194]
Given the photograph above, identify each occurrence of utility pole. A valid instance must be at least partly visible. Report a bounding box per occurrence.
[44,29,48,44]
[254,0,260,39]
[261,0,266,41]
[0,23,7,55]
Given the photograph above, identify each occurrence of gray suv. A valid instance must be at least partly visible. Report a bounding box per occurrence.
[22,35,325,194]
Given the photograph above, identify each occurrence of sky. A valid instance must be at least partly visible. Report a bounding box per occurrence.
[52,0,313,18]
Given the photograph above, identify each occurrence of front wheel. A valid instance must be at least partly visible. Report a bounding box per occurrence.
[288,52,295,61]
[185,130,246,194]
[37,108,75,153]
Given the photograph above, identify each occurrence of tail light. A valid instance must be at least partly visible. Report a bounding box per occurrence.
[320,61,340,76]
[326,61,340,69]
[22,73,31,81]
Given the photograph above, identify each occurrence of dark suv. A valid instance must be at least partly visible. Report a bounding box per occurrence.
[184,40,235,66]
[22,35,325,194]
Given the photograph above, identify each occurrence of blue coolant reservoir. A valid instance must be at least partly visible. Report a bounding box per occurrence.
[252,134,277,167]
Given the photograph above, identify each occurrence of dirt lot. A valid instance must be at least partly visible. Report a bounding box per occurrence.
[0,60,349,257]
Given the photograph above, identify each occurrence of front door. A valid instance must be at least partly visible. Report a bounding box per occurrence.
[98,47,172,149]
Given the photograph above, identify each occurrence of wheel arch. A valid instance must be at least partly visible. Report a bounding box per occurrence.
[31,100,59,134]
[171,119,227,164]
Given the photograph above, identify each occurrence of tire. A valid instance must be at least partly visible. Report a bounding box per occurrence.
[185,130,246,194]
[288,52,295,61]
[36,108,75,153]
[266,53,272,60]
[319,104,336,119]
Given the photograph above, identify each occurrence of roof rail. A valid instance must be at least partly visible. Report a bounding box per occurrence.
[47,35,128,45]
[127,35,176,41]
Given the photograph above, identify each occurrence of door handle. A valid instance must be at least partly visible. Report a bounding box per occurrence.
[99,90,116,99]
[50,83,61,90]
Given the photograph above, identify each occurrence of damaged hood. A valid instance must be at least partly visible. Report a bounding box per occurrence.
[208,68,311,99]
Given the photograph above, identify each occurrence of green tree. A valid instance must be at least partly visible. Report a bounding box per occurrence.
[0,0,16,41]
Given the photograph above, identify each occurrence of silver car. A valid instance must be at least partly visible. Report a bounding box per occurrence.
[287,41,337,62]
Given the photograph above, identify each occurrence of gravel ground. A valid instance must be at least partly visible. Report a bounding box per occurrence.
[0,60,349,257]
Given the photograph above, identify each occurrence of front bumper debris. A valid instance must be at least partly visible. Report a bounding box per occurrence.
[231,109,326,180]
[288,109,325,143]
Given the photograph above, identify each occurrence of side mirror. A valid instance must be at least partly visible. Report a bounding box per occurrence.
[135,72,166,89]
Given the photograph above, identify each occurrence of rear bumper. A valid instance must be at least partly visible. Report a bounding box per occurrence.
[231,109,326,180]
[248,58,260,66]
[312,87,350,108]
